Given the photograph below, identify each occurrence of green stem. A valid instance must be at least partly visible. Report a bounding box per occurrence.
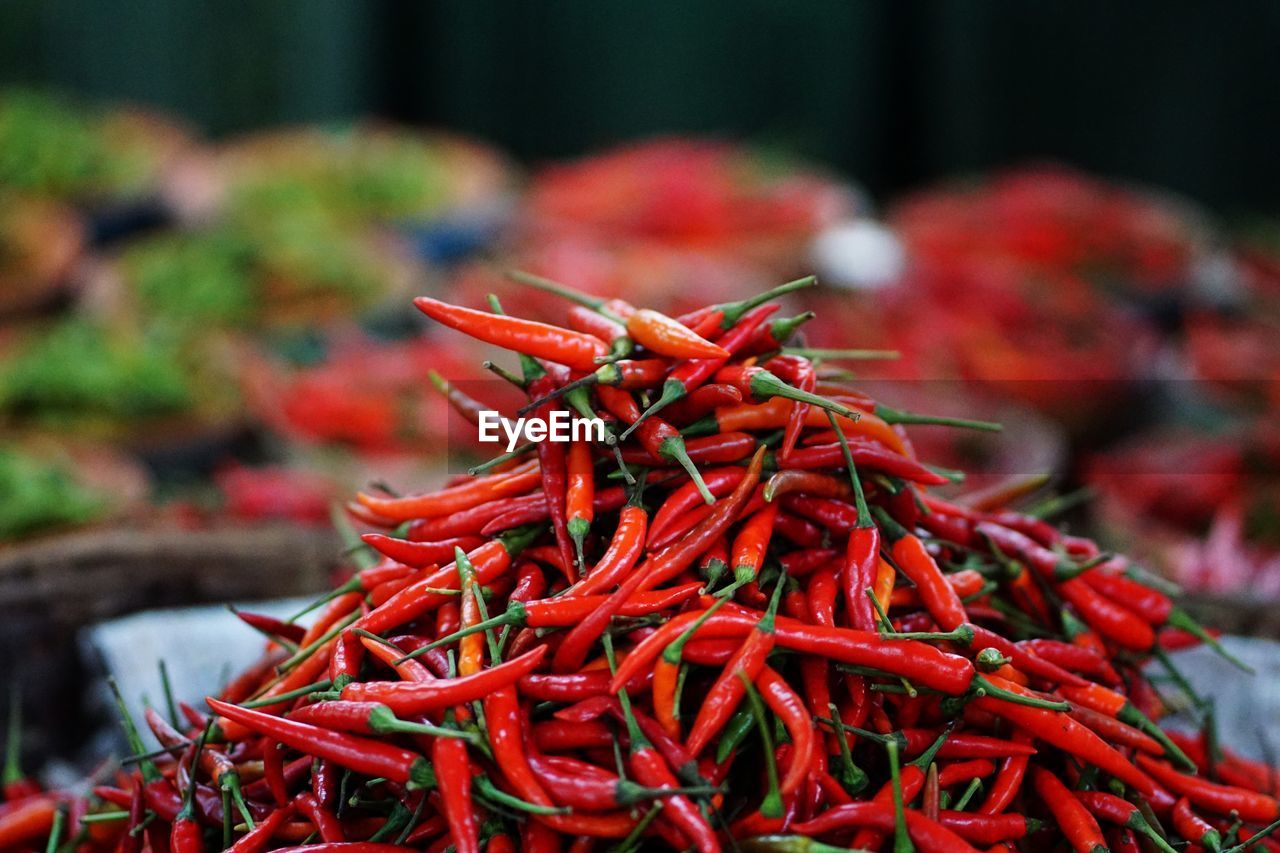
[1166,608,1254,673]
[875,404,1001,432]
[107,678,160,784]
[972,675,1069,711]
[783,347,900,361]
[739,672,783,819]
[468,443,536,476]
[886,738,914,853]
[714,275,817,328]
[506,270,607,311]
[826,411,871,527]
[618,380,686,441]
[658,435,715,505]
[241,679,332,709]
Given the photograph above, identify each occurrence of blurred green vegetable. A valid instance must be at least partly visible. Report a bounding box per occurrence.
[0,449,106,539]
[224,128,454,225]
[120,219,387,333]
[0,89,162,200]
[0,319,193,425]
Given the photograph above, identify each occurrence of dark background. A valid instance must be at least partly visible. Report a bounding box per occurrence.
[2,0,1278,212]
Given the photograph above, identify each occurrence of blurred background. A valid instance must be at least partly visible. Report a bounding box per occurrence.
[3,0,1280,770]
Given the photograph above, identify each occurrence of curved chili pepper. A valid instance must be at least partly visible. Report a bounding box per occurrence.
[626,308,729,360]
[356,459,540,523]
[1173,796,1223,851]
[360,534,486,569]
[1137,754,1280,823]
[416,296,608,370]
[972,675,1156,797]
[756,666,814,797]
[1031,766,1108,853]
[1073,791,1179,853]
[207,698,433,787]
[343,646,547,715]
[874,507,968,631]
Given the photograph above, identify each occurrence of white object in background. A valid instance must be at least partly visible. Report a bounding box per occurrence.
[1160,636,1280,761]
[810,220,905,291]
[79,598,312,764]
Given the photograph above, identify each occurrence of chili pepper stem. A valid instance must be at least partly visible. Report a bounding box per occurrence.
[874,404,1001,432]
[783,347,901,361]
[506,269,607,311]
[886,738,915,853]
[739,671,784,819]
[1167,607,1254,672]
[971,675,1070,710]
[715,275,817,328]
[618,380,686,441]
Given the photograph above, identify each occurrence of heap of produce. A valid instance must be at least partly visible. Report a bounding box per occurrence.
[5,277,1279,853]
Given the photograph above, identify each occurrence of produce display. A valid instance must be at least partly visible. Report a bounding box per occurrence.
[5,280,1277,852]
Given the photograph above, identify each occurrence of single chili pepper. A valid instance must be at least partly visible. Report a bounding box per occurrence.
[564,440,594,571]
[356,459,540,523]
[625,308,729,360]
[295,790,344,843]
[0,797,57,849]
[570,494,647,596]
[756,666,814,797]
[1073,791,1179,853]
[777,440,948,484]
[790,802,983,852]
[874,506,968,632]
[664,382,744,423]
[360,535,486,569]
[416,296,608,370]
[1173,797,1223,852]
[972,675,1156,797]
[430,729,477,853]
[207,698,433,787]
[226,802,295,853]
[728,502,780,590]
[1137,754,1280,823]
[1032,766,1108,853]
[685,576,785,754]
[1019,638,1122,684]
[232,609,307,645]
[347,646,547,715]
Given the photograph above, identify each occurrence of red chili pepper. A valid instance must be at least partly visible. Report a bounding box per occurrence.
[756,666,814,797]
[1137,754,1280,822]
[874,507,968,631]
[431,732,478,853]
[207,698,433,787]
[973,675,1156,797]
[1032,766,1108,853]
[554,447,765,673]
[416,296,608,369]
[564,439,594,572]
[343,646,547,715]
[684,580,784,755]
[356,459,540,523]
[360,534,486,568]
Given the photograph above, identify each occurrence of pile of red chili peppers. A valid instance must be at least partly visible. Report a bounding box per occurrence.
[7,275,1280,853]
